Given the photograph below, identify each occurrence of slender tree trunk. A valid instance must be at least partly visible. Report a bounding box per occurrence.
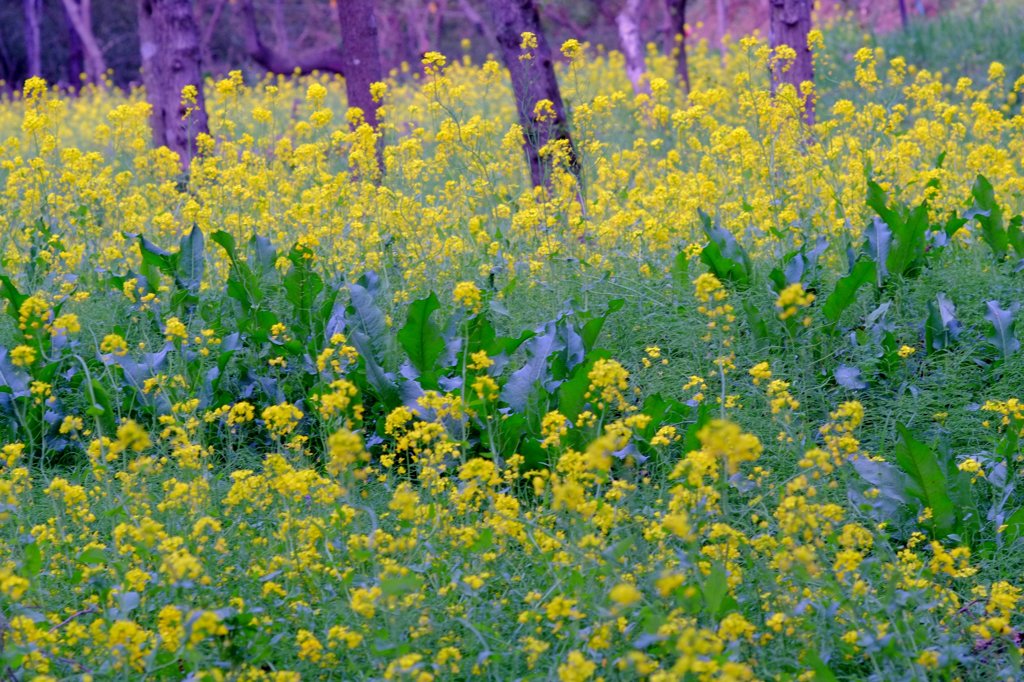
[617,0,649,94]
[270,0,290,55]
[60,0,107,85]
[24,0,42,78]
[898,0,909,29]
[199,0,229,72]
[137,0,210,168]
[769,0,814,125]
[457,0,498,49]
[238,0,347,74]
[715,0,727,53]
[64,2,86,86]
[665,0,689,92]
[337,0,383,130]
[489,0,578,188]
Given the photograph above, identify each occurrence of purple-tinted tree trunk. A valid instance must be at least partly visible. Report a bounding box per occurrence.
[769,0,814,125]
[238,0,347,75]
[617,0,649,94]
[664,0,689,92]
[24,0,42,78]
[137,0,210,168]
[337,0,383,130]
[64,2,86,86]
[489,0,578,188]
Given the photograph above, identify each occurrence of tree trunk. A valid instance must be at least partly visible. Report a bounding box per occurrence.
[769,0,814,125]
[337,0,383,130]
[64,2,86,86]
[715,0,727,53]
[898,0,909,30]
[60,0,107,85]
[664,0,689,92]
[456,0,499,49]
[617,0,649,94]
[24,0,42,78]
[137,0,210,168]
[489,0,578,188]
[238,0,347,75]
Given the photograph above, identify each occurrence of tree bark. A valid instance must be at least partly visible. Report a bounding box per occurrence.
[769,0,814,125]
[238,0,347,75]
[336,0,383,130]
[489,0,578,188]
[715,0,727,52]
[64,1,86,86]
[60,0,107,85]
[616,0,649,94]
[23,0,42,78]
[456,0,499,49]
[664,0,689,92]
[137,0,210,168]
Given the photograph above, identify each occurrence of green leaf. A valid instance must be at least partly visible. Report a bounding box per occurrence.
[176,225,205,294]
[701,563,731,618]
[971,174,1008,259]
[1008,215,1024,258]
[671,250,689,293]
[347,274,387,357]
[23,542,41,577]
[823,260,875,324]
[380,575,422,597]
[894,424,957,537]
[984,300,1020,362]
[397,293,445,382]
[863,218,891,286]
[502,321,563,412]
[0,275,27,321]
[698,209,752,289]
[77,547,106,565]
[557,350,611,422]
[801,650,840,682]
[925,293,960,353]
[1003,506,1024,545]
[579,299,622,353]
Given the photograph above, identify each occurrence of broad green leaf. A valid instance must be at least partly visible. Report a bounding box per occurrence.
[502,321,564,412]
[863,218,891,285]
[984,300,1020,361]
[971,174,1009,259]
[823,260,875,324]
[347,274,387,357]
[23,542,41,577]
[176,225,205,294]
[925,293,959,353]
[580,299,622,353]
[801,650,840,682]
[701,563,730,617]
[1003,506,1024,545]
[698,209,752,288]
[397,293,445,381]
[894,424,957,537]
[77,547,106,565]
[556,350,611,422]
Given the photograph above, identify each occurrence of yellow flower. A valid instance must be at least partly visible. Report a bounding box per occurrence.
[164,316,188,342]
[557,651,595,682]
[10,345,36,367]
[453,281,482,313]
[608,582,642,607]
[261,402,303,437]
[100,333,129,356]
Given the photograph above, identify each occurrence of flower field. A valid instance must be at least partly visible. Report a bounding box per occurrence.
[2,21,1024,682]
